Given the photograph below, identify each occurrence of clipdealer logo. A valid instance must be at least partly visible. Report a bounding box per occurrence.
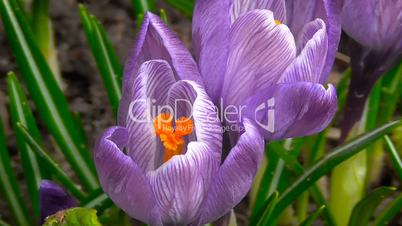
[127,97,275,133]
[254,97,275,133]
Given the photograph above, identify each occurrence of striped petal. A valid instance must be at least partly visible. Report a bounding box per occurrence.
[120,12,201,125]
[286,0,342,83]
[197,119,264,223]
[94,126,157,223]
[231,0,287,23]
[245,82,337,140]
[125,60,176,172]
[222,9,296,108]
[192,0,232,102]
[148,142,219,225]
[167,80,223,153]
[147,80,222,225]
[280,19,328,83]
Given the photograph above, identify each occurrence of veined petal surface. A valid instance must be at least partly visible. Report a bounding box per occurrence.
[245,82,337,140]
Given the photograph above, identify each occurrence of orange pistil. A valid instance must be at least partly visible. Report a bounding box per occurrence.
[153,113,194,162]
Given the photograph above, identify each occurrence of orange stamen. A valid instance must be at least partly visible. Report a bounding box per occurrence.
[275,19,281,25]
[153,113,173,135]
[175,117,194,136]
[153,114,193,162]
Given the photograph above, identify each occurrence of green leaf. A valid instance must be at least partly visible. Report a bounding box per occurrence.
[365,79,382,131]
[266,119,401,224]
[255,191,279,226]
[43,208,102,226]
[373,192,402,226]
[16,123,87,200]
[0,219,11,226]
[0,119,30,226]
[79,5,122,116]
[98,206,131,226]
[336,67,351,112]
[348,186,396,226]
[384,135,402,180]
[0,219,10,226]
[163,0,194,18]
[31,0,62,89]
[250,142,283,224]
[131,0,156,18]
[378,62,402,125]
[159,8,169,24]
[0,0,98,190]
[7,72,44,218]
[81,188,113,214]
[308,131,327,165]
[251,139,306,224]
[300,205,325,226]
[269,140,336,226]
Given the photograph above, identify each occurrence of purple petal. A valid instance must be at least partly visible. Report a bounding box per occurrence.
[245,82,337,140]
[197,119,264,224]
[286,0,342,83]
[279,19,328,83]
[125,60,176,172]
[320,0,342,82]
[148,141,220,225]
[39,180,76,224]
[342,0,402,52]
[167,80,223,153]
[192,0,232,103]
[222,9,296,107]
[231,0,287,23]
[120,12,201,125]
[145,80,222,225]
[94,126,157,223]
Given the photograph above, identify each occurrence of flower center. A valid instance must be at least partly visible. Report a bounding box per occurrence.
[275,19,282,25]
[153,113,194,162]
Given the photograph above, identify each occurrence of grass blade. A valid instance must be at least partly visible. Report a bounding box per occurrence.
[81,188,113,214]
[266,119,401,224]
[7,72,44,218]
[16,123,87,200]
[254,191,279,226]
[79,5,122,116]
[348,186,396,226]
[0,0,98,190]
[131,0,156,18]
[163,0,194,17]
[159,8,169,24]
[378,62,402,125]
[300,205,325,226]
[0,119,30,226]
[373,192,402,226]
[384,135,402,180]
[0,219,11,226]
[269,140,336,226]
[31,0,62,89]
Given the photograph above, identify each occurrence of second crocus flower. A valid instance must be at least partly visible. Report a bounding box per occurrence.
[193,0,341,140]
[340,0,402,136]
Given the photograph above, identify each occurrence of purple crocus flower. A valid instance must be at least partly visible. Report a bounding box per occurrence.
[340,0,402,136]
[39,180,76,225]
[193,0,341,140]
[95,1,342,224]
[95,13,264,225]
